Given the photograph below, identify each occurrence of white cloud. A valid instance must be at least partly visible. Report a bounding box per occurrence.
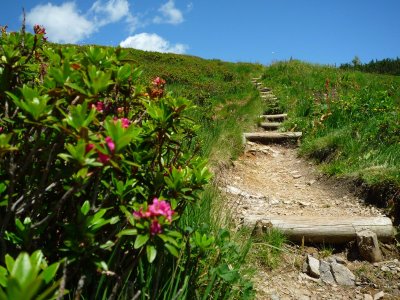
[120,33,188,54]
[90,0,130,26]
[26,2,94,43]
[153,0,184,25]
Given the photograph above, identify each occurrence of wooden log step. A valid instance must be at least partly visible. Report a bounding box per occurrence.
[244,132,302,143]
[262,113,287,121]
[259,87,271,92]
[261,96,278,101]
[260,122,281,130]
[244,216,395,244]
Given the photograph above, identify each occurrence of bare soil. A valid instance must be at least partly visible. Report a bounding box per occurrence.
[219,142,399,300]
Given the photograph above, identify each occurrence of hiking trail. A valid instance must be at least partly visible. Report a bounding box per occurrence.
[219,78,400,300]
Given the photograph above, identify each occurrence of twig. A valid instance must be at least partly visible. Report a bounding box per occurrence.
[32,185,77,228]
[74,275,86,300]
[131,291,141,300]
[57,261,67,300]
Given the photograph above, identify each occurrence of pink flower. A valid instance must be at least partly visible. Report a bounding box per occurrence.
[117,107,124,113]
[152,77,166,87]
[113,117,130,128]
[92,101,104,112]
[105,136,115,153]
[33,24,46,35]
[133,198,174,235]
[0,127,3,133]
[98,152,110,164]
[85,143,95,153]
[148,198,174,222]
[150,219,162,235]
[121,118,130,128]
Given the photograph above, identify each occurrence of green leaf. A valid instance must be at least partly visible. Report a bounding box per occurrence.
[146,245,157,263]
[134,234,149,249]
[41,263,60,284]
[0,266,7,287]
[119,205,135,226]
[164,243,179,258]
[64,82,88,95]
[116,229,138,238]
[80,200,90,216]
[15,219,25,232]
[10,252,32,288]
[100,240,115,250]
[117,64,132,82]
[5,255,14,273]
[29,250,44,277]
[215,264,240,283]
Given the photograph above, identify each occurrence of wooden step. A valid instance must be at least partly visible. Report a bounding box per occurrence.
[261,96,278,101]
[262,113,287,121]
[244,131,302,143]
[260,122,281,130]
[259,87,271,92]
[243,215,394,244]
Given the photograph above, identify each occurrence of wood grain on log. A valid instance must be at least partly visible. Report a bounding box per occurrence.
[262,113,288,121]
[243,216,394,243]
[244,132,302,143]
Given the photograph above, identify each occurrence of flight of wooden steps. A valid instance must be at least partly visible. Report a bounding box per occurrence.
[241,77,395,247]
[244,78,302,144]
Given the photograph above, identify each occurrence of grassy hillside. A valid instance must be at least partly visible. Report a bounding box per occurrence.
[123,49,264,161]
[262,60,400,220]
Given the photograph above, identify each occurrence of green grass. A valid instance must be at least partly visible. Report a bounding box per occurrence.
[249,228,287,270]
[262,60,400,218]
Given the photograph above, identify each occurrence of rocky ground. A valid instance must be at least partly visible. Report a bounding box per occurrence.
[219,142,399,300]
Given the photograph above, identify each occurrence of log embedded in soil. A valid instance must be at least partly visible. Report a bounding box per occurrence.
[260,122,281,130]
[244,215,395,244]
[244,132,302,143]
[262,113,288,121]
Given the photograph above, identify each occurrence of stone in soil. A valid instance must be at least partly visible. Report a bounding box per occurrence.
[331,262,355,286]
[307,255,320,278]
[319,260,335,285]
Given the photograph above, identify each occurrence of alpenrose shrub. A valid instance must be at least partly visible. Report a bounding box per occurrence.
[0,25,212,297]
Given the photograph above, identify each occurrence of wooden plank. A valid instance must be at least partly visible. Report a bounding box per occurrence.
[243,215,395,243]
[260,122,281,130]
[262,113,288,121]
[244,132,302,143]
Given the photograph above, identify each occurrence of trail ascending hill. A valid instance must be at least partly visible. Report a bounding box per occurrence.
[220,83,399,300]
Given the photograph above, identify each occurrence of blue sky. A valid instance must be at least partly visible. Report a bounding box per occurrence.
[1,0,399,65]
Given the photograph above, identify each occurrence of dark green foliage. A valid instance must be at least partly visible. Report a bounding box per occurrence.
[340,56,400,76]
[0,22,265,299]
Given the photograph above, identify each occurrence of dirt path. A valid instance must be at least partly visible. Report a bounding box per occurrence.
[220,142,399,299]
[217,78,399,299]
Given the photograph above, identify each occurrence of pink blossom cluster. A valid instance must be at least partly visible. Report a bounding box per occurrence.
[113,117,130,128]
[33,24,47,41]
[152,77,166,87]
[134,198,174,235]
[92,101,105,112]
[86,136,116,164]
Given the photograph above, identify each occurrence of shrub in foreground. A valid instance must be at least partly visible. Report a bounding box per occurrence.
[0,25,254,299]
